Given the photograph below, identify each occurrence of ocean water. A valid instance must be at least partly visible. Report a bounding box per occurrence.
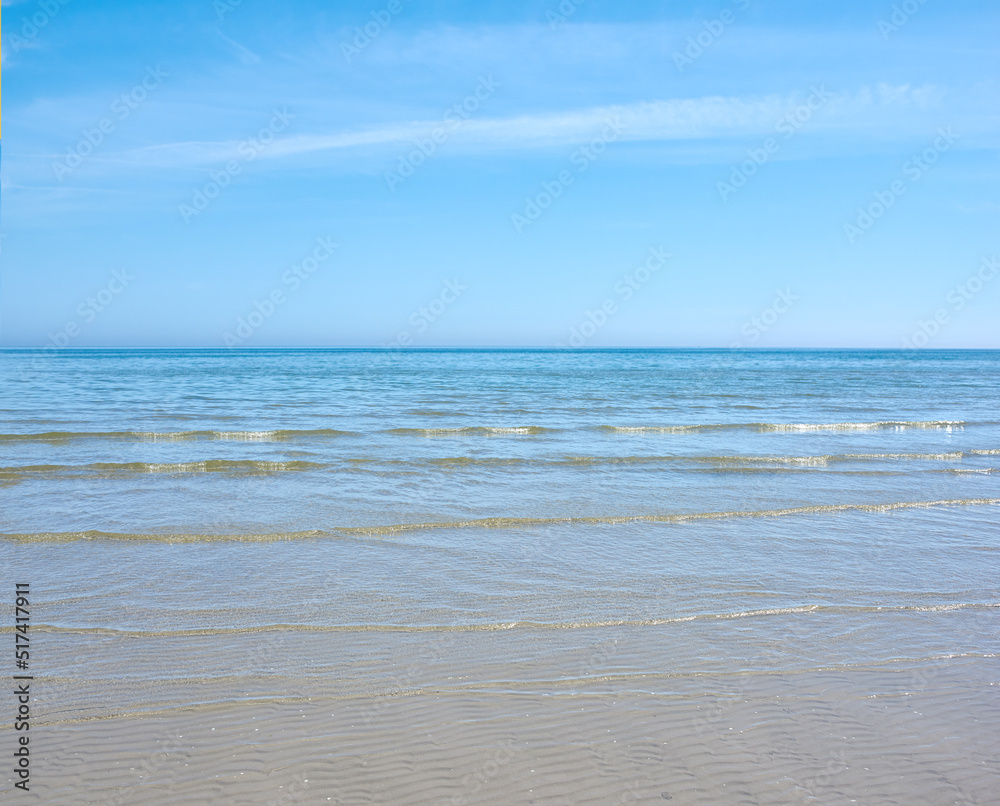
[1,348,998,804]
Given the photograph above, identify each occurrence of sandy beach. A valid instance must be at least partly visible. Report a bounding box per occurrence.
[29,661,998,804]
[2,349,999,803]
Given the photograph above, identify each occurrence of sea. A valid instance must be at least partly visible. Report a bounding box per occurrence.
[0,348,997,804]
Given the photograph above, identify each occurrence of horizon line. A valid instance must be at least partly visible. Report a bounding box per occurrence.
[2,346,999,353]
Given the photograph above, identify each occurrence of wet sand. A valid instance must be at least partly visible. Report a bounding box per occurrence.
[32,660,996,804]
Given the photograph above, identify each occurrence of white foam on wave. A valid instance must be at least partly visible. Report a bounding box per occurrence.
[212,431,279,441]
[600,420,966,435]
[762,420,964,432]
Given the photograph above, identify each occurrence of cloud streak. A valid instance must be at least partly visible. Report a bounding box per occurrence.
[94,84,949,170]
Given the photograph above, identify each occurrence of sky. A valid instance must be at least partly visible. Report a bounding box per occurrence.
[1,0,998,348]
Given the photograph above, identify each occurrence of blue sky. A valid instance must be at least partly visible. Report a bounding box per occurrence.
[1,0,998,348]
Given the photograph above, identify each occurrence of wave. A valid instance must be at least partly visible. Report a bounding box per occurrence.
[5,498,998,543]
[387,426,554,437]
[8,603,997,638]
[598,420,966,434]
[758,420,966,432]
[0,420,978,443]
[0,460,325,475]
[424,452,970,469]
[2,451,984,481]
[336,498,1000,535]
[0,429,356,443]
[838,451,965,461]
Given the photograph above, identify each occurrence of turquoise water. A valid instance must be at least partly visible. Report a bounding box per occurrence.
[4,348,1000,536]
[1,349,998,801]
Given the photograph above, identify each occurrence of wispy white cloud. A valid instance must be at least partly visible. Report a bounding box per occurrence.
[216,30,262,65]
[100,84,947,169]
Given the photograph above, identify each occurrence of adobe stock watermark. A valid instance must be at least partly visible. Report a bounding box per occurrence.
[52,67,168,181]
[730,289,797,348]
[384,75,501,192]
[382,279,467,347]
[556,247,670,347]
[341,0,411,62]
[800,744,850,800]
[214,0,243,22]
[46,270,135,351]
[5,0,72,56]
[264,779,310,806]
[878,0,930,39]
[901,255,997,348]
[717,86,832,202]
[546,0,587,29]
[179,108,295,223]
[449,739,520,806]
[673,0,751,72]
[105,732,189,806]
[511,116,626,233]
[843,127,958,244]
[575,636,621,681]
[352,630,472,729]
[222,236,338,347]
[691,678,751,735]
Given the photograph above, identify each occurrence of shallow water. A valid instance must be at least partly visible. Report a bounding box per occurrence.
[1,349,998,803]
